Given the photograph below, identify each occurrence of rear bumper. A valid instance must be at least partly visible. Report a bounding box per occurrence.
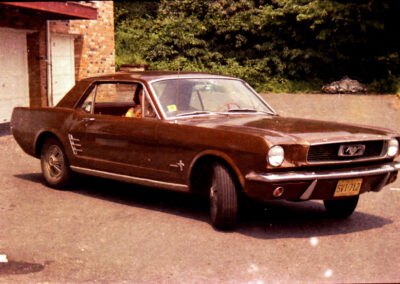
[244,162,400,201]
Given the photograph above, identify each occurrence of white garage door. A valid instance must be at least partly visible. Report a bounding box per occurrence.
[0,28,29,123]
[51,33,75,105]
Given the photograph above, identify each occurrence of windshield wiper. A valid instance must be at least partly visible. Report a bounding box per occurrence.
[175,111,216,117]
[226,108,274,115]
[227,108,258,113]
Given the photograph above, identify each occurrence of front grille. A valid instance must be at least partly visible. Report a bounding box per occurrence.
[307,140,385,163]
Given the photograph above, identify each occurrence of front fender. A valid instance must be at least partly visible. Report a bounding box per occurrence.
[188,149,245,189]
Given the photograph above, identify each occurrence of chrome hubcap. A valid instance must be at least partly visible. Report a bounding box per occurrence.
[210,185,215,198]
[46,145,64,178]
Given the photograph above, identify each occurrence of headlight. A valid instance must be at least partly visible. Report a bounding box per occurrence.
[387,138,399,157]
[268,146,284,167]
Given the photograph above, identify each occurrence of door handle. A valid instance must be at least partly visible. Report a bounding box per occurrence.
[82,117,95,126]
[82,117,95,122]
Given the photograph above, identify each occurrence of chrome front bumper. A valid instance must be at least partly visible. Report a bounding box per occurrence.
[245,162,400,200]
[246,162,400,183]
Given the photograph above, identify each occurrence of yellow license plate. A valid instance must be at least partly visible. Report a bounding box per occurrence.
[334,178,362,197]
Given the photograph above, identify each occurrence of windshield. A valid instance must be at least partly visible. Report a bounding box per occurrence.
[150,78,275,118]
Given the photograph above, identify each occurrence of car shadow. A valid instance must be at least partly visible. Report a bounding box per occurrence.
[15,173,393,239]
[15,173,43,183]
[236,199,392,239]
[0,122,10,137]
[0,261,45,276]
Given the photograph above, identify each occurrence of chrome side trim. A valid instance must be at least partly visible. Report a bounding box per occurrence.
[246,162,400,183]
[68,134,83,155]
[70,166,189,192]
[305,156,389,166]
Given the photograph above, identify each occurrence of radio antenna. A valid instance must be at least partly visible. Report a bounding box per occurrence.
[176,60,180,105]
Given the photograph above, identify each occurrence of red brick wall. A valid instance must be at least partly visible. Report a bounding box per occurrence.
[0,1,115,107]
[50,1,115,81]
[27,28,48,107]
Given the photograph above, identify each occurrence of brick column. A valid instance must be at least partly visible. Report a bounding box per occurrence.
[50,1,115,81]
[27,22,49,107]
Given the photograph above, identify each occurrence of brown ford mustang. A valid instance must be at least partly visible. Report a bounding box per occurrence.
[11,71,400,229]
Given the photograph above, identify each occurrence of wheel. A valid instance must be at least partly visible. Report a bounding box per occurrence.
[209,162,239,230]
[323,195,359,218]
[40,137,71,189]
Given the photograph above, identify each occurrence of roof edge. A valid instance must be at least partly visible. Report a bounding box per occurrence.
[0,1,97,20]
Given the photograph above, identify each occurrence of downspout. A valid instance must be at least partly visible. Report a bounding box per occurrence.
[46,20,53,106]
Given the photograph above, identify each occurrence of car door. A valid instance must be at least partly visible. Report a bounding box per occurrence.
[68,81,163,180]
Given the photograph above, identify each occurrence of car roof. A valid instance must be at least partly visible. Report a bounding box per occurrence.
[56,71,242,109]
[81,71,238,83]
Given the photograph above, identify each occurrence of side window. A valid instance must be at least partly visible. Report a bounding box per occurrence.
[79,86,96,113]
[95,83,137,104]
[77,82,157,118]
[142,89,157,119]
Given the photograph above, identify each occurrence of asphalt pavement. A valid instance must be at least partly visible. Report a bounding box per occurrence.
[0,93,400,283]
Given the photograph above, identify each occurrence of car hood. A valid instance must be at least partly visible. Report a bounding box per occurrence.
[178,114,396,145]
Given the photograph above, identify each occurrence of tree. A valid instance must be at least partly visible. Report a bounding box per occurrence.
[115,0,400,93]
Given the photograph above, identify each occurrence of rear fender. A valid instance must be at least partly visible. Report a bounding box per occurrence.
[34,129,68,158]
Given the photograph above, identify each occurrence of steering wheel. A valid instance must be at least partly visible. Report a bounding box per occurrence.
[216,102,241,112]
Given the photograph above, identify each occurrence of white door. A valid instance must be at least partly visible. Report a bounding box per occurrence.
[0,28,29,123]
[51,33,75,105]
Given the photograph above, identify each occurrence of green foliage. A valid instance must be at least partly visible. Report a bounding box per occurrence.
[114,0,400,93]
[368,75,400,94]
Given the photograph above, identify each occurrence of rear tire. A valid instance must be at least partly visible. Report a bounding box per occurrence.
[323,195,359,218]
[40,138,71,190]
[209,162,238,230]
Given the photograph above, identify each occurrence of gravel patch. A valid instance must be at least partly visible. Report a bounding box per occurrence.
[262,93,400,132]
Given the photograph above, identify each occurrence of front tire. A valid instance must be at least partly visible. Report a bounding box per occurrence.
[323,195,359,218]
[209,162,239,230]
[40,138,71,190]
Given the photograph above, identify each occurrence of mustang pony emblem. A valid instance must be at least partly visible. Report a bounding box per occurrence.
[339,144,366,157]
[169,160,185,171]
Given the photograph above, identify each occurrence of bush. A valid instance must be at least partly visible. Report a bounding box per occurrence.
[368,75,400,94]
[115,0,400,94]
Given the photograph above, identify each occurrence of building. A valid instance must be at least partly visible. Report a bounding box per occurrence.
[0,1,115,124]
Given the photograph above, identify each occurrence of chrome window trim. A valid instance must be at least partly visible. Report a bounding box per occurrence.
[147,82,168,120]
[142,87,161,120]
[243,81,277,115]
[148,75,234,84]
[70,166,189,192]
[74,83,97,114]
